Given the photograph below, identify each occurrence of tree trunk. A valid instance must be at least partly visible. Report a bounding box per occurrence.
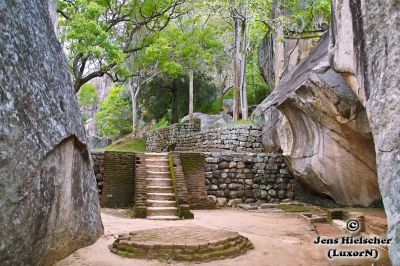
[128,76,141,136]
[272,0,285,88]
[171,78,179,123]
[232,1,249,121]
[240,9,249,120]
[233,16,242,121]
[189,68,194,124]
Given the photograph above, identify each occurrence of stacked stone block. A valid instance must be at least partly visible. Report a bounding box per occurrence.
[145,123,200,152]
[92,151,105,194]
[134,154,147,218]
[170,153,194,218]
[179,153,215,209]
[145,124,263,153]
[92,151,135,208]
[204,152,295,203]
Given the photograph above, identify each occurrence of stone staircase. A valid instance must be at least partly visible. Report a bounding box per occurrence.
[144,153,179,220]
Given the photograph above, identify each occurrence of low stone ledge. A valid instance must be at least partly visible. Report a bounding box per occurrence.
[110,226,253,262]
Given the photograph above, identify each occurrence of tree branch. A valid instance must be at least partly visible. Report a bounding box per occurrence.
[57,9,71,20]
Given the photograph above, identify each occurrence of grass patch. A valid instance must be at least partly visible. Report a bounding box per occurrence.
[104,137,146,152]
[277,204,311,212]
[225,118,255,127]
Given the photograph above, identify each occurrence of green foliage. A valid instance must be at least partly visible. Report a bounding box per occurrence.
[224,89,233,100]
[208,97,224,115]
[246,43,270,105]
[142,13,226,77]
[250,0,331,33]
[152,117,170,130]
[62,0,331,133]
[104,138,146,152]
[77,83,98,108]
[139,73,219,123]
[58,0,186,90]
[226,118,255,127]
[59,0,124,65]
[95,86,132,138]
[284,0,331,30]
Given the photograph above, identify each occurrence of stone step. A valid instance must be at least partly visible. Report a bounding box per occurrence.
[146,178,172,187]
[146,215,180,221]
[146,172,171,179]
[145,165,170,171]
[145,152,169,156]
[145,154,169,160]
[145,157,169,161]
[147,207,178,217]
[146,170,170,175]
[147,186,174,194]
[145,159,170,166]
[147,193,176,201]
[147,200,176,208]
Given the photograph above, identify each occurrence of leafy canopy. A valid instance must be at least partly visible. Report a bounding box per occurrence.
[77,83,98,108]
[141,13,225,77]
[58,0,185,91]
[95,86,132,138]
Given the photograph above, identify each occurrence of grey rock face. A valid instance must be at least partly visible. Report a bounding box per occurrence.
[181,112,233,131]
[258,33,320,89]
[254,34,380,206]
[331,0,400,264]
[0,1,103,265]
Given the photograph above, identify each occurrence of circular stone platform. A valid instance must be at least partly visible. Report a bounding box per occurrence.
[110,226,253,262]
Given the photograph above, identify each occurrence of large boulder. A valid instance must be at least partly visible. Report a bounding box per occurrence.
[181,112,233,131]
[254,34,380,206]
[258,32,322,89]
[331,0,400,263]
[0,1,103,265]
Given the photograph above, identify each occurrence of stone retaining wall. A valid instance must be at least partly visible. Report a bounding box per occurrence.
[204,152,295,204]
[92,152,105,195]
[145,124,199,152]
[92,151,135,208]
[145,124,264,153]
[92,150,296,208]
[178,153,215,209]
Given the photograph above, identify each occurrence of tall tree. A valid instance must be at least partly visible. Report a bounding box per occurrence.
[230,0,250,120]
[142,12,224,123]
[126,64,158,135]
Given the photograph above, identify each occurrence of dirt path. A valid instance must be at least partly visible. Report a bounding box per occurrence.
[55,208,336,266]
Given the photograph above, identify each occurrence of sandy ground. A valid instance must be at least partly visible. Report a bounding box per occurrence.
[56,208,388,266]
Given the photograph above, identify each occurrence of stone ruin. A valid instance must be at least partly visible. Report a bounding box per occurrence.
[111,226,253,262]
[92,124,296,215]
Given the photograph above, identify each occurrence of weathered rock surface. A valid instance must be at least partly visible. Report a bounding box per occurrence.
[254,34,380,206]
[181,112,233,131]
[331,0,400,264]
[258,33,321,89]
[223,99,234,114]
[84,118,113,149]
[0,1,103,265]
